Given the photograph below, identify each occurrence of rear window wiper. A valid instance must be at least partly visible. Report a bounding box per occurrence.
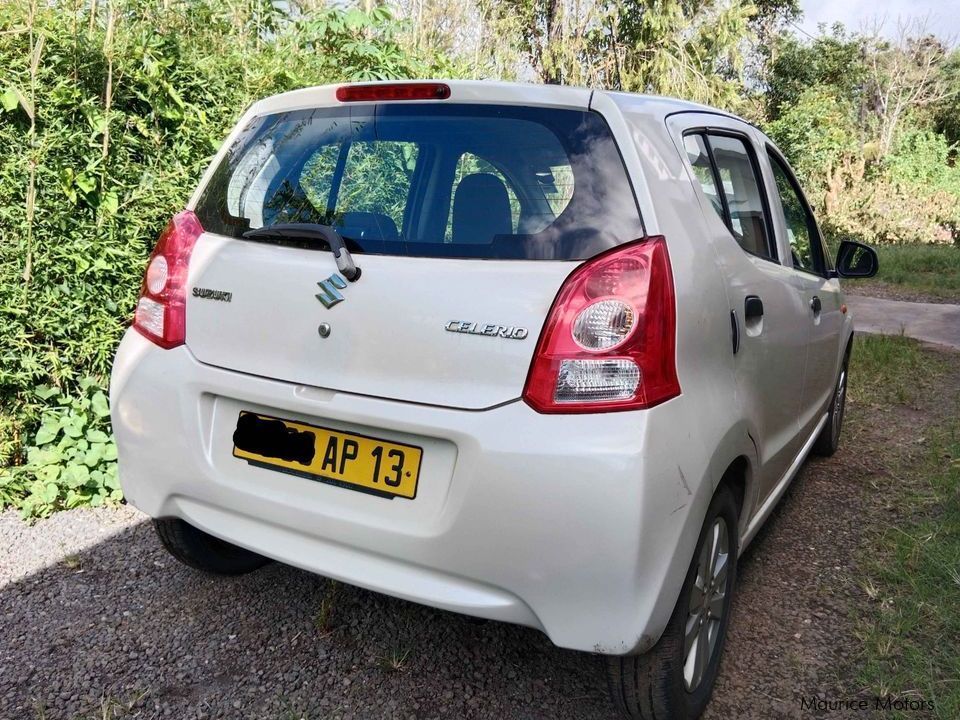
[243,223,361,282]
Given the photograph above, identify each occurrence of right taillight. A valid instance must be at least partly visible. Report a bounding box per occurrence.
[522,236,680,413]
[132,210,203,349]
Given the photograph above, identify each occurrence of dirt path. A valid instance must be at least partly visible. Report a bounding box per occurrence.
[2,349,956,720]
[846,295,960,349]
[843,281,959,306]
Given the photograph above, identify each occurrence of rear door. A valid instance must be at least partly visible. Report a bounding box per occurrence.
[671,114,811,500]
[186,100,643,410]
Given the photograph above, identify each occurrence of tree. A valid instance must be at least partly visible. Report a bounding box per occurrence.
[502,0,609,86]
[766,85,860,212]
[611,0,756,109]
[933,48,960,150]
[389,0,522,79]
[863,21,952,156]
[765,25,866,120]
[502,0,757,110]
[746,0,799,89]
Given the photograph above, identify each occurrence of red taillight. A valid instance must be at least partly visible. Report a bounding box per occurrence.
[522,237,680,413]
[132,210,203,349]
[336,83,451,102]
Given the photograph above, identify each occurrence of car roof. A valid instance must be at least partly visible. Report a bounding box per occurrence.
[601,90,741,123]
[250,79,745,124]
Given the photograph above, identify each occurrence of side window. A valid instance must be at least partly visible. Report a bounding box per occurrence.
[445,153,521,242]
[540,164,575,217]
[299,141,419,234]
[768,153,825,275]
[683,134,724,223]
[706,134,775,261]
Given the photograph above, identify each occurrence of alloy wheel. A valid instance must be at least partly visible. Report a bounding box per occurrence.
[683,517,729,691]
[832,367,847,445]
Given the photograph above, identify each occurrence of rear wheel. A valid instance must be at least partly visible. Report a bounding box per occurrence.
[606,485,738,719]
[153,518,269,576]
[812,350,850,457]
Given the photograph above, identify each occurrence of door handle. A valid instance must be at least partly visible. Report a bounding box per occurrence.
[730,310,740,355]
[810,295,822,314]
[744,295,764,320]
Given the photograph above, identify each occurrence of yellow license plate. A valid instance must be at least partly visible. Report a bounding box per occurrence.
[232,411,422,499]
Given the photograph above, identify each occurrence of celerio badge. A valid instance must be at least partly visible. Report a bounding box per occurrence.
[446,321,529,340]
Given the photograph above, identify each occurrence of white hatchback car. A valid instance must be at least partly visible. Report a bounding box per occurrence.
[110,80,878,718]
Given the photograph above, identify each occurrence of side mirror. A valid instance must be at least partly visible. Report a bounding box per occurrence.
[835,240,879,279]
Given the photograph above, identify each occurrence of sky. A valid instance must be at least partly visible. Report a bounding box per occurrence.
[798,0,960,42]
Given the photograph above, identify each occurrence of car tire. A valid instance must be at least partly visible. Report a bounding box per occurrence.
[606,485,739,720]
[812,349,850,457]
[153,518,270,575]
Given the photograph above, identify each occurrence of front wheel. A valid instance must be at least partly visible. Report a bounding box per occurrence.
[606,485,739,719]
[812,350,849,457]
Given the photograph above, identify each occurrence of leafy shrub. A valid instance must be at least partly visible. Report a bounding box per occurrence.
[885,129,960,198]
[0,0,449,513]
[765,85,862,204]
[767,87,960,246]
[0,379,118,519]
[822,175,960,246]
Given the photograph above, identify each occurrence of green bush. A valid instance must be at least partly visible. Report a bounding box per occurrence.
[767,87,960,246]
[0,0,449,516]
[885,129,960,197]
[0,379,118,519]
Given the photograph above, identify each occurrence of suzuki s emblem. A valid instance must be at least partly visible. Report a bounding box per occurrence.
[316,273,348,309]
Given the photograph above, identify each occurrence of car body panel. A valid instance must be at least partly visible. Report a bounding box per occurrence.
[112,329,716,654]
[186,234,575,409]
[664,112,816,503]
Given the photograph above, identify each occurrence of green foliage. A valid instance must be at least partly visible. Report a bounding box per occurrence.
[503,0,757,111]
[614,0,757,111]
[0,0,449,512]
[767,91,960,246]
[823,177,960,247]
[933,49,960,148]
[0,379,119,519]
[885,129,960,197]
[765,86,860,196]
[766,26,867,120]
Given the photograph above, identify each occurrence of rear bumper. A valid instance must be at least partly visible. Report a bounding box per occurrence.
[110,329,708,654]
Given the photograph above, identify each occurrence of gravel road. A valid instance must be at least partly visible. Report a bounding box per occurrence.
[1,357,946,720]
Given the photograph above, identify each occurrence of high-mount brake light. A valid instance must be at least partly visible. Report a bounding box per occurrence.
[522,236,680,413]
[336,83,451,102]
[132,210,203,349]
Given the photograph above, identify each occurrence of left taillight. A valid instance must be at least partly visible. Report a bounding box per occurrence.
[132,210,203,349]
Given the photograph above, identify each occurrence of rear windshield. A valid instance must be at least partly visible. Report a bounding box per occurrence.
[195,103,642,260]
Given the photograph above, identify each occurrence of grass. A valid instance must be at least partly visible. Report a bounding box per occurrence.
[848,335,960,719]
[378,647,412,673]
[848,333,935,407]
[845,244,960,301]
[313,580,340,634]
[857,424,960,718]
